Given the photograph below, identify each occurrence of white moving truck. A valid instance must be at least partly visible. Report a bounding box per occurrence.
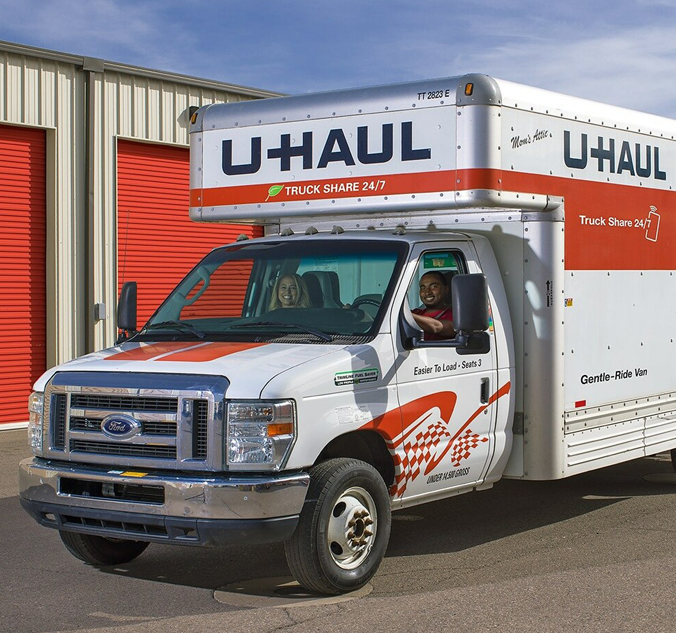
[20,74,676,594]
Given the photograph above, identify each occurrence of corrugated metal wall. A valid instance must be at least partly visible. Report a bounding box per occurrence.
[0,42,277,423]
[0,50,84,373]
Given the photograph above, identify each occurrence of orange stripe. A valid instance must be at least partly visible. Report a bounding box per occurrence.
[197,166,676,270]
[155,341,266,362]
[455,168,503,190]
[498,170,676,271]
[423,381,512,475]
[191,170,457,207]
[360,391,457,445]
[105,342,203,361]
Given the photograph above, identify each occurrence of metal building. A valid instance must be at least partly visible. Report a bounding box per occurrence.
[0,40,278,427]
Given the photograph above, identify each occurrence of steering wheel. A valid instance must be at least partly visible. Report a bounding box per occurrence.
[350,297,381,309]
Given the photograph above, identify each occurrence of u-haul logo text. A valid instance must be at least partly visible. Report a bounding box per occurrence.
[564,131,667,180]
[221,122,432,176]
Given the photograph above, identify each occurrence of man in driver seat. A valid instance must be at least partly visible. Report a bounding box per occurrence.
[412,271,455,340]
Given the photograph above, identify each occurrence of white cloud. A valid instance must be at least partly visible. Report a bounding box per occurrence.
[469,25,676,116]
[2,0,676,116]
[0,0,195,71]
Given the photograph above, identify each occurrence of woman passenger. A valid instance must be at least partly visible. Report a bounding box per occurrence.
[269,274,313,310]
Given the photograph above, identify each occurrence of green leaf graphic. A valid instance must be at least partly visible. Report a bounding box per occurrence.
[265,185,284,202]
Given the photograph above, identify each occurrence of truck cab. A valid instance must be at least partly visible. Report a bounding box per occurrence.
[20,227,509,594]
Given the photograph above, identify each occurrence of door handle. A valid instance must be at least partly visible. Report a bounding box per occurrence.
[480,378,489,404]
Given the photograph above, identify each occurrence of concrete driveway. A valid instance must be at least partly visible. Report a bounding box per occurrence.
[4,428,676,633]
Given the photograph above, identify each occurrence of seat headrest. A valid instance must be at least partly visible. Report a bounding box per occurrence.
[301,272,324,307]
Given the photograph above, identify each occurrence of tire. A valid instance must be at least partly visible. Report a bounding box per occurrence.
[59,531,149,566]
[671,449,676,474]
[284,458,391,595]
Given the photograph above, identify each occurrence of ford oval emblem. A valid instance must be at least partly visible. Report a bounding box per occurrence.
[101,414,142,439]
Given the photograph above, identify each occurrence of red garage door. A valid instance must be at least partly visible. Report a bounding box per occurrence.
[0,125,46,425]
[117,140,262,325]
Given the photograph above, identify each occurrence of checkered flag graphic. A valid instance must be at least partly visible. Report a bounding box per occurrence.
[392,418,452,496]
[450,428,488,467]
[380,383,512,499]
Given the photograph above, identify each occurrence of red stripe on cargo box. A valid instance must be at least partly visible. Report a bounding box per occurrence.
[195,165,676,271]
[191,170,458,207]
[454,168,503,190]
[155,341,266,362]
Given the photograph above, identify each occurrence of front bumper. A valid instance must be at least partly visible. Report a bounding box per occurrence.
[19,457,310,546]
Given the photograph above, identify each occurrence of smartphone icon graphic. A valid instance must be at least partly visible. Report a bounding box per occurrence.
[646,206,660,242]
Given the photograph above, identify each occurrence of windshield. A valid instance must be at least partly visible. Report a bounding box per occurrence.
[138,238,407,343]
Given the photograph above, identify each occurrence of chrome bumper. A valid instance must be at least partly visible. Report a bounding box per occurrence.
[19,457,310,546]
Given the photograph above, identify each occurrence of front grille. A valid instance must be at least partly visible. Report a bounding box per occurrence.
[70,439,177,459]
[70,394,178,412]
[43,372,227,471]
[70,417,177,436]
[61,514,171,538]
[52,394,67,450]
[193,400,209,459]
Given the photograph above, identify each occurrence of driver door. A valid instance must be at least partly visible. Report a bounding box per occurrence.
[392,242,498,503]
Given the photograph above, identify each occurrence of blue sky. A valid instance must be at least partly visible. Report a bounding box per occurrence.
[2,0,676,117]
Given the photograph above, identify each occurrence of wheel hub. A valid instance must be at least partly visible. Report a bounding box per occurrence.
[326,486,377,569]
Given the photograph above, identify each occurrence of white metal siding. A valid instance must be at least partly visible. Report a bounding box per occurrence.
[0,51,84,370]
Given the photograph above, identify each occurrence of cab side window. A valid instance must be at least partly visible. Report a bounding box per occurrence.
[407,251,466,307]
[407,251,466,340]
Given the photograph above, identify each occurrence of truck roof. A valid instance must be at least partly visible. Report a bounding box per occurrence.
[194,73,676,136]
[189,73,676,226]
[195,75,490,131]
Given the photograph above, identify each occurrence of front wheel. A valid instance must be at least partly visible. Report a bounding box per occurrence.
[59,531,149,566]
[284,458,391,595]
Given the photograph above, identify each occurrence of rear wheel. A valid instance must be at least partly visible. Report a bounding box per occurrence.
[671,449,676,474]
[59,531,149,566]
[284,458,391,595]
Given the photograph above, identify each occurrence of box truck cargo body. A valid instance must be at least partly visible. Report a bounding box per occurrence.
[20,74,676,594]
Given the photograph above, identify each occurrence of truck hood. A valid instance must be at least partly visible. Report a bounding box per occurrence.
[34,340,345,397]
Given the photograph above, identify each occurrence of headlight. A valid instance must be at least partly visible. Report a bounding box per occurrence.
[27,392,44,453]
[227,400,296,470]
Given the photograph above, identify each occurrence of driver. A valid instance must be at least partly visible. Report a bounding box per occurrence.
[269,274,313,310]
[412,271,455,340]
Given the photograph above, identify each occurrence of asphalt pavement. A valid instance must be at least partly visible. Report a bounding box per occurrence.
[3,427,676,633]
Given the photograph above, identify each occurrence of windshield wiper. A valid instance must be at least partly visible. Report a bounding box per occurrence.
[143,320,206,339]
[232,321,332,342]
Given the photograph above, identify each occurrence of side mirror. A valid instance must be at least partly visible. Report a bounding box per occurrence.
[117,281,137,343]
[452,274,489,333]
